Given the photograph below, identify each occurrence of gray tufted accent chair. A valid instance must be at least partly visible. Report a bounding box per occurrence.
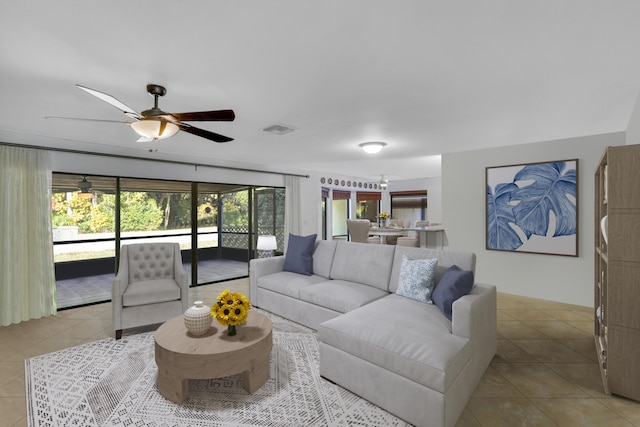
[112,242,189,339]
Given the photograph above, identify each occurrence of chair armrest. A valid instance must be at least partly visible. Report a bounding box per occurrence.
[173,244,190,312]
[452,284,497,369]
[112,267,128,331]
[249,256,286,305]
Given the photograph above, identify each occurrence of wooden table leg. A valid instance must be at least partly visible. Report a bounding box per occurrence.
[243,354,270,393]
[157,370,188,403]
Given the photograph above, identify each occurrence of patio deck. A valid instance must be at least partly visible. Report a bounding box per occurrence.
[55,258,249,309]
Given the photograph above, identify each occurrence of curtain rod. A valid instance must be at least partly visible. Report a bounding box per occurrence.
[0,141,310,178]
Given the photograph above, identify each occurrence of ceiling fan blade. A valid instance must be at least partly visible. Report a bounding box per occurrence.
[46,116,133,124]
[76,85,142,120]
[170,110,235,122]
[177,123,233,143]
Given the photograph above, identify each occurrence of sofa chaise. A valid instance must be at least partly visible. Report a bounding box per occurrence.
[249,239,496,427]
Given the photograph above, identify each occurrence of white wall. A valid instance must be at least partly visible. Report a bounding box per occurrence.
[442,132,625,307]
[627,90,640,145]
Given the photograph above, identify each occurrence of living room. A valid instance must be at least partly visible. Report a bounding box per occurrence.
[3,1,640,426]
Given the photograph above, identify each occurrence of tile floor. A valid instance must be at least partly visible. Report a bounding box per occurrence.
[1,285,639,427]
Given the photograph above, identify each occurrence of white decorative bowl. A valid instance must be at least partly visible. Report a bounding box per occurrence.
[600,215,608,245]
[184,301,212,336]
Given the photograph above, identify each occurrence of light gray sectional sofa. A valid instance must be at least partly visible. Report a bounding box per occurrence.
[249,240,496,427]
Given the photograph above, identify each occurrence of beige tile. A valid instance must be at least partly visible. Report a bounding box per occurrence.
[598,396,640,426]
[496,310,515,321]
[546,309,593,322]
[544,362,608,398]
[10,417,27,427]
[0,362,24,387]
[0,397,26,427]
[510,338,593,363]
[523,320,587,339]
[466,398,555,426]
[472,366,525,398]
[493,363,589,398]
[0,377,25,398]
[454,407,481,426]
[533,398,633,426]
[502,309,551,321]
[492,339,539,364]
[562,338,599,363]
[497,320,549,339]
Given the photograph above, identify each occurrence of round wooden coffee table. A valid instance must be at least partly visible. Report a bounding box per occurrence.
[154,310,272,403]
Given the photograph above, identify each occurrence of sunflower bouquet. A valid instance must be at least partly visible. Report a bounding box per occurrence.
[378,212,390,227]
[211,289,251,336]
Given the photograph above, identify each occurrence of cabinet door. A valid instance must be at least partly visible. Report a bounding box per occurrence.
[608,264,640,330]
[608,327,640,401]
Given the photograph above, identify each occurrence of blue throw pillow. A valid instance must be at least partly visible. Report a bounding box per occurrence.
[432,265,474,320]
[395,255,438,303]
[283,233,317,276]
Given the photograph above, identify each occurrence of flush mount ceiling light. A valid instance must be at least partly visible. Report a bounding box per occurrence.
[130,119,179,141]
[77,176,93,199]
[359,142,386,154]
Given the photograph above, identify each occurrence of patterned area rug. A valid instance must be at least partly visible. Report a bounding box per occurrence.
[25,310,411,426]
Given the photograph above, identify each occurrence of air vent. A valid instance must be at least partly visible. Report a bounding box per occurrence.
[263,124,296,135]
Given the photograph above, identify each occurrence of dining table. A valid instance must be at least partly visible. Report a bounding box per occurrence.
[404,225,445,249]
[368,227,408,244]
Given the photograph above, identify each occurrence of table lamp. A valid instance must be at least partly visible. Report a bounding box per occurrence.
[257,235,278,258]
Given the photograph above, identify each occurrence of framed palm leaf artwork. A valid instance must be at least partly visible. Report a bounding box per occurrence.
[486,159,578,256]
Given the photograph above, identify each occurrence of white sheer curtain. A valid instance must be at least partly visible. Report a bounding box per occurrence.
[0,146,56,326]
[284,176,302,250]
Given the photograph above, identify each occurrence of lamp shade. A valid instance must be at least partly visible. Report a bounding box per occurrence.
[359,142,386,154]
[257,235,278,251]
[131,120,179,140]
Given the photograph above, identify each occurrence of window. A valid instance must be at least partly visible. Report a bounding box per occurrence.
[52,172,284,308]
[390,191,428,226]
[356,191,381,223]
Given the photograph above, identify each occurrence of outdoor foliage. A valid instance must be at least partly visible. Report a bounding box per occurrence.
[52,189,253,234]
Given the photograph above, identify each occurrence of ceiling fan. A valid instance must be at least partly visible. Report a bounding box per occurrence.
[47,84,235,143]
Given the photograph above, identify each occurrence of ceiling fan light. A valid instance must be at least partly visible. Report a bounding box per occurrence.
[380,175,389,190]
[131,120,179,140]
[359,142,386,154]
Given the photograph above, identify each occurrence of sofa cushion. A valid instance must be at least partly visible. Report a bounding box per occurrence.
[389,246,476,293]
[396,255,438,304]
[312,240,337,279]
[257,271,328,299]
[330,241,395,291]
[319,294,471,393]
[432,265,474,320]
[122,279,181,307]
[283,233,317,275]
[300,280,389,314]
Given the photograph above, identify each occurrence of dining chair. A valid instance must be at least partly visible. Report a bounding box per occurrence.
[347,219,380,244]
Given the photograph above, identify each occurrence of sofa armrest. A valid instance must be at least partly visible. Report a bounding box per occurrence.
[452,283,497,370]
[249,255,286,305]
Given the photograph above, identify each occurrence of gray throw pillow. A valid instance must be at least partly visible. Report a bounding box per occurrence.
[432,265,474,320]
[395,255,438,303]
[283,233,317,276]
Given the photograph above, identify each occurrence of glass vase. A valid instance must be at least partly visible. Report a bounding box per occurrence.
[227,324,237,336]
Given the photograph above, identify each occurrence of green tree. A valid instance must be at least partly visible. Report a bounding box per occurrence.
[120,192,163,231]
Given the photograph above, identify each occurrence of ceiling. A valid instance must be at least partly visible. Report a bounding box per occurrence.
[2,1,640,182]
